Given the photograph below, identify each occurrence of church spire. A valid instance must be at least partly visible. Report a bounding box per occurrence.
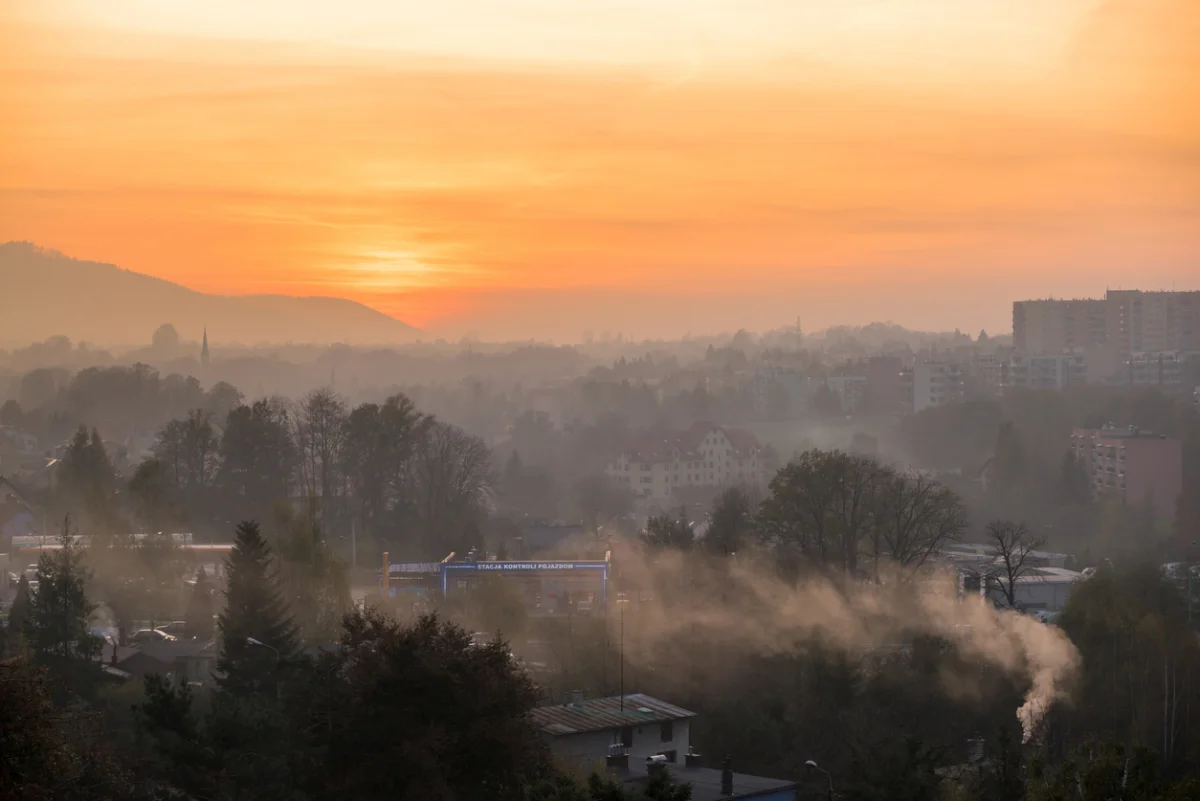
[201,327,210,367]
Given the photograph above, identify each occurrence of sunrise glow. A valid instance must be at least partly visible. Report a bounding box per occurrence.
[1,0,1197,339]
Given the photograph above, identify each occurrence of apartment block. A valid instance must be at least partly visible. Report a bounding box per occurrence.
[1004,352,1088,391]
[903,363,964,413]
[1012,298,1106,354]
[1106,290,1200,355]
[1014,291,1200,358]
[1070,426,1183,519]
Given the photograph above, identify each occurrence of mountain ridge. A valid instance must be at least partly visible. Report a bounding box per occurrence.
[0,242,423,347]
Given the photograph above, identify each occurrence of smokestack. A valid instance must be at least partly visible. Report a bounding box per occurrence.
[111,640,118,666]
[382,551,389,595]
[720,755,733,796]
[606,743,629,773]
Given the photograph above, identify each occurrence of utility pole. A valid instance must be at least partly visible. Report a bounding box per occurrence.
[617,591,629,710]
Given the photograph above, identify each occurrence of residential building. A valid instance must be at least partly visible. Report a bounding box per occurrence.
[865,355,905,414]
[104,639,218,685]
[826,374,867,415]
[1110,350,1199,392]
[903,362,964,413]
[1013,291,1200,357]
[537,693,799,801]
[751,367,817,418]
[1004,352,1087,392]
[606,423,764,504]
[1106,290,1200,355]
[533,693,695,769]
[611,757,800,801]
[1070,426,1184,518]
[1012,298,1106,354]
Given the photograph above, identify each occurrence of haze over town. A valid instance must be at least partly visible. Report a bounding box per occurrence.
[1,3,1199,801]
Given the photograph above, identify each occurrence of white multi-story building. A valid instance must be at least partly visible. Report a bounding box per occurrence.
[826,375,867,415]
[903,363,964,413]
[605,423,764,503]
[1004,352,1088,391]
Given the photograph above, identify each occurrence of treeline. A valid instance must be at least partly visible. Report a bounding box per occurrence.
[1,520,693,800]
[44,387,494,560]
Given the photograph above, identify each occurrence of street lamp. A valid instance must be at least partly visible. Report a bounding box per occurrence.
[616,592,630,710]
[247,637,283,699]
[246,636,280,658]
[805,760,835,801]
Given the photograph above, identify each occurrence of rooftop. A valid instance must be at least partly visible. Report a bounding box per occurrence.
[619,762,798,801]
[532,693,696,736]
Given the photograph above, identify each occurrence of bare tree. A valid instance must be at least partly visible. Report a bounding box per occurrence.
[870,470,967,578]
[983,519,1045,609]
[296,387,348,524]
[412,421,495,557]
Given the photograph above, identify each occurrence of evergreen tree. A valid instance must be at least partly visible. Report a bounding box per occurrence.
[184,567,215,641]
[217,521,299,695]
[24,519,101,694]
[6,573,31,655]
[58,426,119,529]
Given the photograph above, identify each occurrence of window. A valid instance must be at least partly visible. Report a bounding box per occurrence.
[660,721,673,742]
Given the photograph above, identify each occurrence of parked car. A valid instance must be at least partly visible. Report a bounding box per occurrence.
[575,599,593,616]
[155,621,189,637]
[130,628,177,644]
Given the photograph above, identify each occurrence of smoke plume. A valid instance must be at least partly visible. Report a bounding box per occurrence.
[612,552,1080,742]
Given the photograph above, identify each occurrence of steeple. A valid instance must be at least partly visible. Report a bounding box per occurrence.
[201,327,210,367]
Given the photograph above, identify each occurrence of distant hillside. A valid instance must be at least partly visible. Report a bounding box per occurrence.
[0,242,423,347]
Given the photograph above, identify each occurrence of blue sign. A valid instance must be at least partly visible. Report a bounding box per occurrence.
[446,561,608,572]
[440,560,608,604]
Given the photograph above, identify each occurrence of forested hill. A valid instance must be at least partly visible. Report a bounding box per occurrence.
[0,242,423,347]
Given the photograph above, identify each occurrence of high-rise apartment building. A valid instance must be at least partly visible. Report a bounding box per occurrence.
[1012,298,1106,354]
[1014,290,1200,357]
[1104,290,1200,355]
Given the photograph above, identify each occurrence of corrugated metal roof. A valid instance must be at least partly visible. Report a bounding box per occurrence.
[531,694,696,735]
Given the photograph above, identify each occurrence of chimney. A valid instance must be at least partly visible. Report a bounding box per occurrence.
[606,743,629,773]
[111,640,118,666]
[967,737,985,764]
[571,689,585,707]
[685,747,702,768]
[720,755,733,796]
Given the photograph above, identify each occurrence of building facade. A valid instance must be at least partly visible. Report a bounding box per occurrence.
[1014,291,1200,358]
[533,694,695,770]
[903,362,964,413]
[1004,352,1088,391]
[606,423,764,504]
[1070,426,1184,519]
[1012,298,1106,354]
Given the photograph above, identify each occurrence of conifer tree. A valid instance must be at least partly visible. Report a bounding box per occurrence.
[26,520,98,661]
[217,521,299,695]
[24,518,101,695]
[184,567,215,641]
[5,573,31,656]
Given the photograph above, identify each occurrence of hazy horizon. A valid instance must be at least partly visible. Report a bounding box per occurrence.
[3,1,1197,342]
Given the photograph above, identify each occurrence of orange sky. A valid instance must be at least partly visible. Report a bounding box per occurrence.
[1,1,1197,340]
